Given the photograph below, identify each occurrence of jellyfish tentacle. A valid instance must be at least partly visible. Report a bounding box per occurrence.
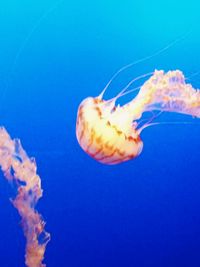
[136,111,163,133]
[0,0,64,115]
[185,70,200,81]
[98,62,136,99]
[137,121,199,134]
[110,72,154,103]
[99,32,190,99]
[108,85,141,103]
[105,72,153,108]
[10,0,64,75]
[119,72,153,95]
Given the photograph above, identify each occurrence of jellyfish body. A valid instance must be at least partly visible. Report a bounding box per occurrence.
[76,70,200,165]
[76,97,143,164]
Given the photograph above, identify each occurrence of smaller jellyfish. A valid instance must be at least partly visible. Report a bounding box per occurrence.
[0,127,50,267]
[76,70,200,165]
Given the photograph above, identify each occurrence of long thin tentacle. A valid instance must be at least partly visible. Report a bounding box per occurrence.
[106,72,153,105]
[98,31,191,99]
[137,111,163,133]
[10,0,64,75]
[0,0,64,113]
[138,121,199,134]
[117,72,153,96]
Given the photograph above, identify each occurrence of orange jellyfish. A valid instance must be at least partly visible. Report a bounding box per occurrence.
[76,69,200,165]
[0,127,50,267]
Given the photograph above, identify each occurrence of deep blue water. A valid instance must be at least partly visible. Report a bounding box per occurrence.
[0,1,200,266]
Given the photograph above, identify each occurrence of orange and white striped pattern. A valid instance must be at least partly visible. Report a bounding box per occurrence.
[76,97,143,165]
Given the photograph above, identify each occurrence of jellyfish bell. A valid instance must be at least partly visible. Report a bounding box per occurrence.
[76,96,143,165]
[76,70,200,165]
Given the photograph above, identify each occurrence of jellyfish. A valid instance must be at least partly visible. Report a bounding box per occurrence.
[0,127,50,267]
[76,69,200,165]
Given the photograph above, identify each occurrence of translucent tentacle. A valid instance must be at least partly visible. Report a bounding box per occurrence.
[111,72,153,102]
[137,121,199,134]
[106,72,153,105]
[98,32,190,99]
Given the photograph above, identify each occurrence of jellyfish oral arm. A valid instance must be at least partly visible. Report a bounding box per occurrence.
[0,127,50,267]
[128,70,200,120]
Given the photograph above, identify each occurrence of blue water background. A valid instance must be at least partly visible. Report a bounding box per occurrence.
[0,1,200,266]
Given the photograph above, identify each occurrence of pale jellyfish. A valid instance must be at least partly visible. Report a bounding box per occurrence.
[76,69,200,164]
[0,127,50,267]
